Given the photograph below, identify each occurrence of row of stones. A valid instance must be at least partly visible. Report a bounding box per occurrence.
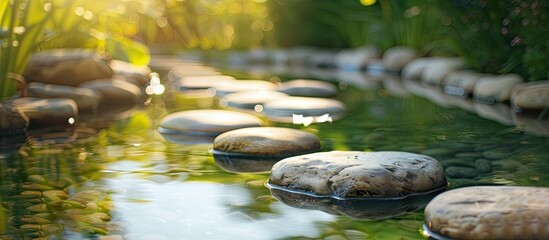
[159,59,548,239]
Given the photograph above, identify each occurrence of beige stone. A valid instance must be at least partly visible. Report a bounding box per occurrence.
[421,58,465,85]
[277,79,337,97]
[269,151,447,198]
[23,49,113,86]
[511,80,549,110]
[474,74,524,103]
[443,70,484,97]
[424,186,549,240]
[381,46,417,72]
[26,82,102,111]
[158,109,263,136]
[213,127,320,156]
[263,97,346,123]
[212,80,277,97]
[219,90,289,112]
[401,58,432,80]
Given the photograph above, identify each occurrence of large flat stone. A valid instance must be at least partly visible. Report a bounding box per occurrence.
[511,80,549,110]
[158,109,263,136]
[424,186,549,240]
[474,74,524,103]
[263,97,346,123]
[269,151,447,198]
[26,82,102,111]
[277,79,337,97]
[12,97,78,127]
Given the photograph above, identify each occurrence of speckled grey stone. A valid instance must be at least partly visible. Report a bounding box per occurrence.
[424,186,549,240]
[269,151,447,198]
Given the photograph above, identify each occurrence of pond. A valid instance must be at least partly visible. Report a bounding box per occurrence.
[1,59,549,240]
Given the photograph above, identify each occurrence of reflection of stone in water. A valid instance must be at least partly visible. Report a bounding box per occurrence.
[27,127,97,147]
[212,80,277,97]
[277,79,337,98]
[219,90,289,113]
[474,103,514,126]
[213,153,281,173]
[268,183,445,220]
[334,71,380,90]
[512,112,549,137]
[263,97,346,124]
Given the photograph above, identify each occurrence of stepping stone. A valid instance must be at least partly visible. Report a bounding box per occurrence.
[26,82,102,111]
[157,110,263,137]
[263,97,346,123]
[474,74,524,103]
[176,75,236,91]
[335,46,381,71]
[381,46,417,72]
[277,79,337,97]
[421,58,465,85]
[443,70,484,97]
[269,151,447,198]
[511,80,549,111]
[109,60,151,87]
[401,57,434,80]
[219,90,289,113]
[212,80,277,97]
[12,97,78,127]
[80,79,143,105]
[424,186,549,240]
[212,127,320,172]
[23,49,113,86]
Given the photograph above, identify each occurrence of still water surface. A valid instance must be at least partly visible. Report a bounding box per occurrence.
[1,64,548,239]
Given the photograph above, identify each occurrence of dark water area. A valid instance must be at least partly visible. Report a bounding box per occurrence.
[1,63,549,239]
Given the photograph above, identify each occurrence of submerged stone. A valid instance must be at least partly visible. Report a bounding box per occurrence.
[511,80,549,111]
[23,49,113,86]
[157,109,263,137]
[269,151,447,198]
[212,80,277,97]
[26,82,102,111]
[277,79,337,97]
[263,97,346,123]
[424,186,549,240]
[213,127,320,156]
[474,74,524,103]
[12,97,78,127]
[219,90,289,113]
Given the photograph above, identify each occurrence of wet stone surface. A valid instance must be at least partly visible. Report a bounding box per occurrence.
[213,127,320,156]
[219,90,289,112]
[277,79,337,97]
[157,109,263,137]
[263,96,346,122]
[269,151,447,198]
[212,80,277,97]
[424,186,549,240]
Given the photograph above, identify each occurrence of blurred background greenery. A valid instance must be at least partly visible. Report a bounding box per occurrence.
[1,0,548,98]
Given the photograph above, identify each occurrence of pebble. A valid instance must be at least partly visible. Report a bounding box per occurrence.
[212,80,277,97]
[12,97,78,127]
[219,90,289,113]
[263,97,346,123]
[277,79,337,97]
[23,49,113,86]
[269,151,447,198]
[157,109,263,137]
[79,79,143,105]
[424,186,549,239]
[474,74,524,103]
[26,82,102,111]
[511,80,549,111]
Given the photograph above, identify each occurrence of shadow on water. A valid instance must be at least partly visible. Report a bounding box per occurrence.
[1,64,549,239]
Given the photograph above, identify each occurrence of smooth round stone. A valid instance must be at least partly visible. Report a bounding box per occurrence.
[424,186,549,239]
[80,79,142,105]
[176,75,236,91]
[421,58,465,85]
[212,80,277,97]
[269,151,447,198]
[401,58,434,80]
[511,80,549,110]
[23,49,113,86]
[263,97,346,123]
[442,70,484,97]
[219,90,289,112]
[12,97,78,127]
[381,46,417,72]
[26,82,102,111]
[157,110,263,137]
[109,60,151,87]
[213,127,320,156]
[277,79,337,97]
[474,73,524,103]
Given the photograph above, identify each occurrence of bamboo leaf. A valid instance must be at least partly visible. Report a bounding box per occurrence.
[104,33,150,66]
